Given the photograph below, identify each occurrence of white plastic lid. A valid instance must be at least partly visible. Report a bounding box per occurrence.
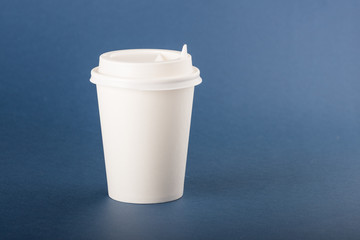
[90,44,202,90]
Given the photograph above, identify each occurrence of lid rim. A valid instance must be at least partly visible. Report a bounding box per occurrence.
[90,66,202,91]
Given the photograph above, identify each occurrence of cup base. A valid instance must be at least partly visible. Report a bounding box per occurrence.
[107,192,184,204]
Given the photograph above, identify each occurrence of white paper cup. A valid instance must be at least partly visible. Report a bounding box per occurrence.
[90,45,202,204]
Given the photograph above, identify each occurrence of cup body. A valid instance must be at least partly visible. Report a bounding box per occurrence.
[96,85,194,204]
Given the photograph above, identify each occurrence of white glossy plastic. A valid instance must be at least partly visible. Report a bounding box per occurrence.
[90,45,201,204]
[91,44,201,90]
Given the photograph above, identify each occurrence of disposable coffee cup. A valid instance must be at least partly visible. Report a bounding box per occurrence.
[90,45,202,204]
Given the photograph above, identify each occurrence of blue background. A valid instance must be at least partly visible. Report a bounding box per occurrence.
[1,0,360,239]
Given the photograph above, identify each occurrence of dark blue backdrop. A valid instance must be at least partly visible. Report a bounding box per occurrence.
[1,0,360,239]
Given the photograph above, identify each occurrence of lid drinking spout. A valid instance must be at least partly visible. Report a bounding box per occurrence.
[154,53,166,62]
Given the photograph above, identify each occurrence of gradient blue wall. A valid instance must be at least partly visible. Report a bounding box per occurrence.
[1,0,360,239]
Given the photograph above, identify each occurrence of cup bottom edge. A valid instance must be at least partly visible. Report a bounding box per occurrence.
[107,192,184,204]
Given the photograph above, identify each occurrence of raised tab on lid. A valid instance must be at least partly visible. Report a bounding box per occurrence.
[180,44,187,58]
